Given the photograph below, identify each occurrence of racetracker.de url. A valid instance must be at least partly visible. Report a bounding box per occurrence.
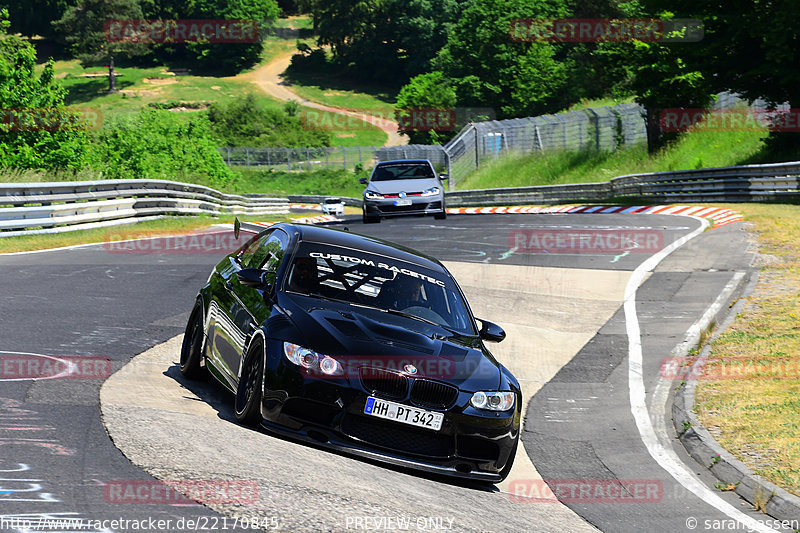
[0,515,280,531]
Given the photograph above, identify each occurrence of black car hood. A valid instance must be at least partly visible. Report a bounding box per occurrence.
[271,294,502,391]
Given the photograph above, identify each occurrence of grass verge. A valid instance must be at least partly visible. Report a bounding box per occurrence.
[695,203,800,498]
[2,166,367,198]
[456,129,770,190]
[0,214,290,254]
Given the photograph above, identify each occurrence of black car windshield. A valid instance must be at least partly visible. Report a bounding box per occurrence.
[285,242,475,334]
[370,163,435,181]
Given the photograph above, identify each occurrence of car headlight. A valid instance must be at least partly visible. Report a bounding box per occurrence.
[364,190,382,200]
[283,342,344,376]
[470,391,515,411]
[421,186,440,197]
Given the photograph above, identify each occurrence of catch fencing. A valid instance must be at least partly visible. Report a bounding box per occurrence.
[442,103,645,187]
[218,146,379,171]
[220,103,647,186]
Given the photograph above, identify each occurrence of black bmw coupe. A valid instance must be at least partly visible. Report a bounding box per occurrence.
[179,222,521,481]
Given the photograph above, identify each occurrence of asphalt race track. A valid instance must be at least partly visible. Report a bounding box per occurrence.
[0,213,792,533]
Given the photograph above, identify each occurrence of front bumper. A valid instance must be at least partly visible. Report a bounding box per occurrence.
[363,197,445,218]
[261,350,520,481]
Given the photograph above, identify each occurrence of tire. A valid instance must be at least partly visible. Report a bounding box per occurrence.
[179,303,206,380]
[434,210,447,220]
[235,340,264,426]
[362,211,380,224]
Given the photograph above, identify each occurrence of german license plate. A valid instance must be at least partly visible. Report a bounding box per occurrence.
[364,397,443,431]
[394,199,412,206]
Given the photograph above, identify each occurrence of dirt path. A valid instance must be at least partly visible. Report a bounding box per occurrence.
[238,50,407,147]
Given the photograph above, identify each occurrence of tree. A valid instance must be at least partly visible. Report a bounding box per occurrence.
[0,9,89,169]
[179,0,280,73]
[0,0,74,38]
[434,0,573,118]
[653,0,800,155]
[305,0,463,82]
[53,0,148,92]
[395,71,457,144]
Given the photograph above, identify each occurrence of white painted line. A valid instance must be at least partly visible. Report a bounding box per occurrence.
[624,216,777,532]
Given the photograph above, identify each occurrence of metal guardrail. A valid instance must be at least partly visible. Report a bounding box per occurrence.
[287,161,800,209]
[0,179,288,237]
[444,161,800,207]
[3,161,799,237]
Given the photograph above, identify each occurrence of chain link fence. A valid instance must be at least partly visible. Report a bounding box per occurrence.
[220,103,648,185]
[221,93,788,188]
[218,146,379,171]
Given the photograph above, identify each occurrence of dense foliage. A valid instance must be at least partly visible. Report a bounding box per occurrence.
[0,10,89,169]
[1,0,280,75]
[89,108,234,186]
[207,94,331,148]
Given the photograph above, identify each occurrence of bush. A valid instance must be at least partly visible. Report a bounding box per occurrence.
[208,94,331,148]
[89,109,234,187]
[0,13,90,170]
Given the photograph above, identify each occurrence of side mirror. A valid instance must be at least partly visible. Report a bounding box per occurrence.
[439,173,449,180]
[359,177,367,185]
[236,268,275,289]
[234,217,241,239]
[477,319,505,342]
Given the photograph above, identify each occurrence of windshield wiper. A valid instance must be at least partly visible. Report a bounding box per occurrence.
[383,308,441,327]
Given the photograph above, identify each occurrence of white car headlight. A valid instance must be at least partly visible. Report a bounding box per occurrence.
[421,186,440,197]
[283,342,343,376]
[470,391,515,411]
[364,191,383,200]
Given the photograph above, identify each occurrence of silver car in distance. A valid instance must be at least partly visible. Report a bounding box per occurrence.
[360,160,448,224]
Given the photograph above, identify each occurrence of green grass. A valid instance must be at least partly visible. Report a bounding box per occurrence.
[234,167,367,196]
[283,50,397,117]
[695,203,800,498]
[55,61,285,116]
[2,166,368,197]
[457,128,771,190]
[566,96,636,111]
[0,214,292,254]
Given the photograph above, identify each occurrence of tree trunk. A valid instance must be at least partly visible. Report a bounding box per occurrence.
[108,54,116,93]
